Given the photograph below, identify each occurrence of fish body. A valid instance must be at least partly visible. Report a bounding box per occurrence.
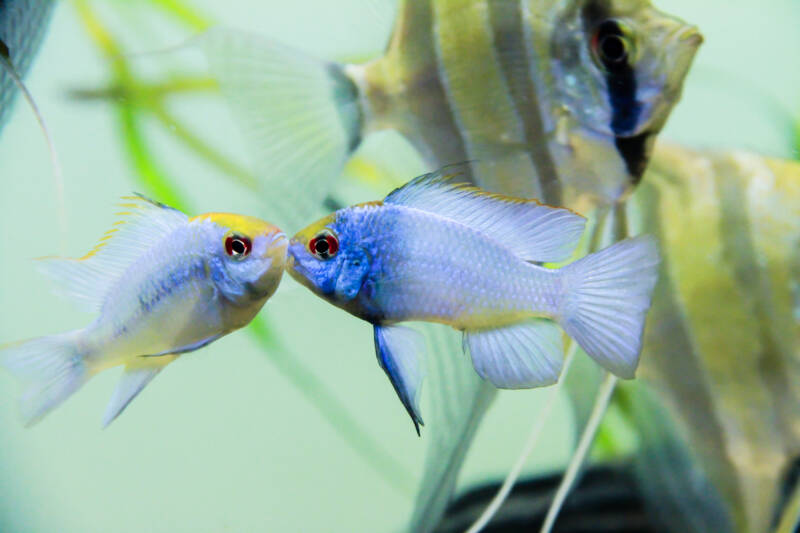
[288,170,659,433]
[293,202,562,328]
[203,0,701,226]
[0,0,55,129]
[618,144,800,533]
[1,196,287,426]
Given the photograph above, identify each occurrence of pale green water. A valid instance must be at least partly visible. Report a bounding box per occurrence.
[0,1,797,532]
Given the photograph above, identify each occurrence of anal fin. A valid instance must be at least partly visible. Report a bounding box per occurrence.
[464,320,564,389]
[102,356,176,428]
[374,325,426,435]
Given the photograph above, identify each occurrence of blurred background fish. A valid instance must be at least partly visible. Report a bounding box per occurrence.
[201,0,701,228]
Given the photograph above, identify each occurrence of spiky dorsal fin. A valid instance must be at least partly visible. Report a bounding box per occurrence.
[384,167,586,263]
[37,195,189,311]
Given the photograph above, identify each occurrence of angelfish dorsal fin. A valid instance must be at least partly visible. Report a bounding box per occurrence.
[384,167,587,263]
[37,195,189,311]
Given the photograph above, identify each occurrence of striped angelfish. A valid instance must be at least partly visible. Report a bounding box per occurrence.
[201,0,701,227]
[619,144,800,533]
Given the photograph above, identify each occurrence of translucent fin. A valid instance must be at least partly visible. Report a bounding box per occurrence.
[36,195,188,311]
[1,331,87,426]
[559,236,660,378]
[385,168,586,263]
[374,324,425,435]
[102,359,172,428]
[463,320,563,388]
[407,325,496,532]
[201,27,363,231]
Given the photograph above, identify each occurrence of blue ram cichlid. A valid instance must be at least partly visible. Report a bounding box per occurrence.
[288,170,660,434]
[0,195,287,427]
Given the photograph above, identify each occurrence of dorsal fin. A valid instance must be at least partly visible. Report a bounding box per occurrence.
[385,167,586,263]
[37,195,189,311]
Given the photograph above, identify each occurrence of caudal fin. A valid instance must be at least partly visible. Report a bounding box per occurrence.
[200,28,364,230]
[558,236,660,378]
[1,332,88,426]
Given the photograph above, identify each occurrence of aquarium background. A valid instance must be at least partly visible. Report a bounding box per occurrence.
[0,1,797,531]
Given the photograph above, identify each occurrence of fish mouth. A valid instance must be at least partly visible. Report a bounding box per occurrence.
[263,231,288,254]
[286,240,305,273]
[676,26,703,48]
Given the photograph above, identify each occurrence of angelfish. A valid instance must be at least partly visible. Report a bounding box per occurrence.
[287,170,659,434]
[201,0,701,224]
[1,195,287,427]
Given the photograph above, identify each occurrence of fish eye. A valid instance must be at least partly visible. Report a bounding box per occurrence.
[308,229,339,260]
[591,20,633,69]
[225,234,252,260]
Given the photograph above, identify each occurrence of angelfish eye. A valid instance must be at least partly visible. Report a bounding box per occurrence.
[308,229,339,260]
[225,235,252,259]
[591,20,632,69]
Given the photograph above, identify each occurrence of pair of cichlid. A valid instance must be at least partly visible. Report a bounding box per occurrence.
[1,169,658,434]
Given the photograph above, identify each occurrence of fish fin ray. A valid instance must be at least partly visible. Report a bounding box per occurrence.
[559,236,659,378]
[200,27,363,232]
[140,335,223,358]
[408,325,496,530]
[464,319,563,388]
[102,359,173,428]
[384,168,586,263]
[374,324,425,435]
[1,331,88,426]
[36,195,188,310]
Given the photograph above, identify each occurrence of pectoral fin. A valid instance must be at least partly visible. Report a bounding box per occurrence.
[464,320,564,389]
[374,325,426,435]
[102,357,176,428]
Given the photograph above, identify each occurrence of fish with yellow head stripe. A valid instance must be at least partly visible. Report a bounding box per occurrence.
[0,195,287,427]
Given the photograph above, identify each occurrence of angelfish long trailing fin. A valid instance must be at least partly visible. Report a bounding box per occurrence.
[540,372,618,533]
[407,325,496,533]
[464,341,578,533]
[539,206,632,533]
[0,37,66,248]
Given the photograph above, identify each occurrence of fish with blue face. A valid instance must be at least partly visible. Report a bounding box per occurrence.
[1,195,287,427]
[288,170,659,434]
[202,0,701,227]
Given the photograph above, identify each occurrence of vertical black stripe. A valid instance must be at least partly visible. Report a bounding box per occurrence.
[582,0,650,184]
[488,0,562,204]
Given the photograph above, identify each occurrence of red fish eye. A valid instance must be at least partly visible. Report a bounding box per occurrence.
[225,235,252,259]
[308,229,338,260]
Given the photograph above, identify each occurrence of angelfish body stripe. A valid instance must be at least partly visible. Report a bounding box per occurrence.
[363,0,472,180]
[431,0,541,200]
[630,144,800,532]
[488,0,562,204]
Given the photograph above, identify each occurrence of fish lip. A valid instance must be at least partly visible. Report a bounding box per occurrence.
[263,231,288,258]
[286,240,304,272]
[678,26,704,47]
